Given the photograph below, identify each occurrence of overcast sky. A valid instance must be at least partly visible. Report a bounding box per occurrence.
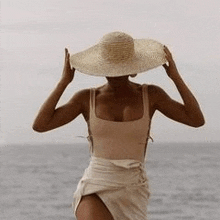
[1,0,220,145]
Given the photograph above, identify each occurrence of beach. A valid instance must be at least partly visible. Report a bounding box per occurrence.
[1,142,220,220]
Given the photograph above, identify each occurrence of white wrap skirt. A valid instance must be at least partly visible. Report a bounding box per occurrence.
[73,156,150,220]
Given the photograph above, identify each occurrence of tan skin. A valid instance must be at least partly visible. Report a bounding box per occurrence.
[33,47,205,220]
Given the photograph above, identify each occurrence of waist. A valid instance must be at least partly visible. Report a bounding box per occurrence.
[91,156,145,168]
[88,139,148,163]
[84,156,148,186]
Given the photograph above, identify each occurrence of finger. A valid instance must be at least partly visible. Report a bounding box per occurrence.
[163,46,169,58]
[164,45,171,54]
[65,49,70,63]
[165,46,173,58]
[66,48,71,60]
[164,45,170,52]
[64,48,68,62]
[162,63,167,68]
[163,63,168,71]
[71,67,76,73]
[164,52,172,62]
[65,48,70,56]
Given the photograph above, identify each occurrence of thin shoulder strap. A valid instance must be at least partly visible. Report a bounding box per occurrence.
[89,88,96,117]
[88,89,95,154]
[142,84,153,161]
[142,84,149,118]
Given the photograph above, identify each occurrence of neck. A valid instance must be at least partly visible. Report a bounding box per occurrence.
[106,76,133,92]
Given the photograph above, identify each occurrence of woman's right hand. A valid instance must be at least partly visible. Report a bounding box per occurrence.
[162,46,179,81]
[60,48,75,85]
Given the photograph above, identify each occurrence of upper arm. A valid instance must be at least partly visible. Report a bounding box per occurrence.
[38,89,90,132]
[148,85,197,126]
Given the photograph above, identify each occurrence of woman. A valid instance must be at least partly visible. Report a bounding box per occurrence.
[33,32,205,220]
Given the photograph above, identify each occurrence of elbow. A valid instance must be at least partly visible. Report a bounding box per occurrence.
[32,123,48,133]
[191,117,205,128]
[187,110,205,128]
[192,121,205,128]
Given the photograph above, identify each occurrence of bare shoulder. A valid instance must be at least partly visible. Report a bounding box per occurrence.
[67,88,91,121]
[69,88,90,104]
[148,84,165,95]
[68,88,90,111]
[147,84,171,116]
[148,84,170,101]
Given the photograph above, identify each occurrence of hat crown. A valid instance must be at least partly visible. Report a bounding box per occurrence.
[100,32,135,63]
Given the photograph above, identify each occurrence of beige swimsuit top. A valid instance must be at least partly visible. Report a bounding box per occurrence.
[88,84,151,162]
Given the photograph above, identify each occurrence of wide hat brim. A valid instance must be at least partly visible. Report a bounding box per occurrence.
[70,38,167,77]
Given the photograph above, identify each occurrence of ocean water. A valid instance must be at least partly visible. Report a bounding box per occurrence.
[1,142,220,220]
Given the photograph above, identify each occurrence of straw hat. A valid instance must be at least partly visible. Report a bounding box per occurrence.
[70,31,167,77]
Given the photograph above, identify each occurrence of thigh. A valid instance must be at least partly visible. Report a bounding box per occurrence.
[76,193,114,220]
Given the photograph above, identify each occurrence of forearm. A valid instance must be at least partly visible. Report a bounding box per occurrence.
[171,70,205,124]
[33,48,75,131]
[163,46,204,124]
[33,80,68,130]
[172,71,199,108]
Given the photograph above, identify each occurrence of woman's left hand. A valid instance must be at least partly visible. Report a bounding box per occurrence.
[162,46,179,80]
[60,48,75,85]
